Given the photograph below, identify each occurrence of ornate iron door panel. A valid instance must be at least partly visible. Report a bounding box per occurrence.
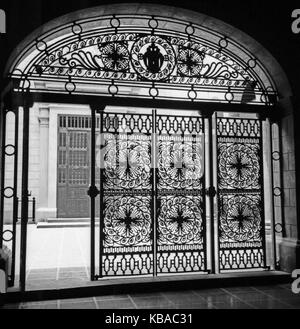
[156,115,206,274]
[100,112,154,276]
[99,111,207,277]
[217,117,266,271]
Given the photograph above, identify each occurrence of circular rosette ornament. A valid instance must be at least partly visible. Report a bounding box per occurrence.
[104,139,151,190]
[177,47,205,77]
[158,141,203,190]
[99,41,130,72]
[218,143,260,189]
[131,35,176,81]
[158,196,203,245]
[104,196,151,246]
[220,195,262,243]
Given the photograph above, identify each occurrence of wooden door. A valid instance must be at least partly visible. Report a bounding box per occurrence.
[57,116,91,218]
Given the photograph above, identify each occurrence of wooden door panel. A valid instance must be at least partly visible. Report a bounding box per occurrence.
[57,116,91,218]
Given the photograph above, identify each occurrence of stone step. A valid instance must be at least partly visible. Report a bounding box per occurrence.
[46,218,91,223]
[37,221,99,229]
[5,271,291,303]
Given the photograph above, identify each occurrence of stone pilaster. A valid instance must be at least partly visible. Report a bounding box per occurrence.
[36,107,54,220]
[278,96,300,272]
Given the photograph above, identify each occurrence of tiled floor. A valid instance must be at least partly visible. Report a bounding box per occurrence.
[8,224,92,271]
[5,224,94,290]
[6,224,280,293]
[2,284,300,309]
[2,224,298,310]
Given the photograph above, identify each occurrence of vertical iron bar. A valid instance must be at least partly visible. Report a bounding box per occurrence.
[16,197,19,222]
[208,114,216,274]
[20,104,30,293]
[90,107,96,281]
[204,117,210,271]
[202,117,207,272]
[267,118,277,270]
[10,106,19,286]
[99,110,104,278]
[0,108,6,249]
[32,197,35,223]
[277,121,286,238]
[258,118,267,269]
[152,109,157,277]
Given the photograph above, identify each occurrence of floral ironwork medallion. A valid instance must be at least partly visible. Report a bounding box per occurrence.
[218,142,260,190]
[158,196,203,245]
[104,195,152,247]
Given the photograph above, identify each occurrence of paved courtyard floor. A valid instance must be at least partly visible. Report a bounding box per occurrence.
[5,223,95,289]
[2,283,300,309]
[2,224,299,309]
[7,223,278,291]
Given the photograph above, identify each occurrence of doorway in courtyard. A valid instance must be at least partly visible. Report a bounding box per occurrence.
[57,115,100,218]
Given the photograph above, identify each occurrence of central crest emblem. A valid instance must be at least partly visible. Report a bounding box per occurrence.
[131,35,176,81]
[142,42,164,73]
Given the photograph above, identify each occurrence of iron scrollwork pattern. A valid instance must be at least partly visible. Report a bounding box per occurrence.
[101,112,153,276]
[35,33,251,84]
[11,13,277,104]
[15,19,277,105]
[217,118,266,271]
[156,115,206,274]
[100,111,207,277]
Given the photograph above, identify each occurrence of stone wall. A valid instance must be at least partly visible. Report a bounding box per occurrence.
[278,97,299,272]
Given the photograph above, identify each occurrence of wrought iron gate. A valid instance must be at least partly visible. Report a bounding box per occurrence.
[99,110,206,277]
[100,112,154,276]
[156,114,206,274]
[216,116,267,271]
[92,110,268,278]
